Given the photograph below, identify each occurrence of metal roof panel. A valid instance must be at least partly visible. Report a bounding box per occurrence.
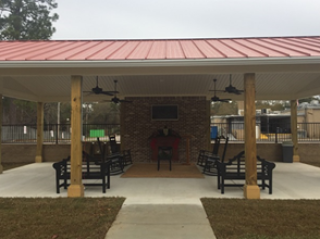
[126,41,153,60]
[66,41,113,60]
[193,40,225,58]
[287,37,320,48]
[0,41,56,60]
[232,39,284,57]
[0,36,320,62]
[50,41,104,60]
[166,41,185,59]
[44,41,92,60]
[179,40,205,58]
[107,41,140,60]
[85,41,125,60]
[274,38,320,55]
[26,41,83,60]
[206,40,246,58]
[300,37,320,45]
[249,38,310,56]
[0,41,33,53]
[225,39,269,57]
[147,41,166,59]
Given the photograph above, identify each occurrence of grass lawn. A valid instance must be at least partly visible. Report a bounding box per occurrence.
[0,197,125,239]
[201,198,320,239]
[1,164,125,238]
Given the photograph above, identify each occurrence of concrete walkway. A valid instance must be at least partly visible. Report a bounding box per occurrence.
[1,162,320,239]
[106,204,215,239]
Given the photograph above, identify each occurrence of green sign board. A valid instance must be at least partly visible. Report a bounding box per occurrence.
[90,129,105,138]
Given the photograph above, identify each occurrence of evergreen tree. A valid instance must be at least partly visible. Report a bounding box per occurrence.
[1,1,59,124]
[211,101,238,116]
[0,0,59,40]
[298,97,319,104]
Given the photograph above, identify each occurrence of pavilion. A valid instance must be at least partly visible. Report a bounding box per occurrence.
[0,36,320,199]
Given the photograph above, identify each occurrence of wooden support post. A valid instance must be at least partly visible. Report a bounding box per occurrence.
[183,135,192,165]
[120,103,125,151]
[68,75,84,197]
[243,73,260,199]
[207,100,211,151]
[35,102,44,163]
[185,136,191,165]
[290,99,300,162]
[0,94,3,174]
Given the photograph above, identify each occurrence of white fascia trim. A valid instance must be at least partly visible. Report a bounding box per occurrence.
[0,57,320,68]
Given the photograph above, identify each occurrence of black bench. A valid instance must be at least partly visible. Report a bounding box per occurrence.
[96,137,132,175]
[52,152,111,194]
[216,151,276,194]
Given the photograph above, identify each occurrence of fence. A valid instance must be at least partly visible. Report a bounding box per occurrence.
[210,122,320,142]
[2,122,320,144]
[2,124,120,144]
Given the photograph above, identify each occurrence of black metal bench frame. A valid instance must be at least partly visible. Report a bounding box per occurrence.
[197,136,221,167]
[202,137,229,175]
[52,153,111,194]
[97,137,133,175]
[216,151,276,194]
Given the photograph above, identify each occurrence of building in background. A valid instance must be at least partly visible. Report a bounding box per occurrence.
[211,100,320,141]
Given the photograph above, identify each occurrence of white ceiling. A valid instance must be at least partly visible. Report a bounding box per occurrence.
[1,59,320,102]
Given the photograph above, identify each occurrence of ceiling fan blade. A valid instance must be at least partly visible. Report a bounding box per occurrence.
[100,92,113,96]
[234,90,243,95]
[225,87,244,94]
[100,91,118,96]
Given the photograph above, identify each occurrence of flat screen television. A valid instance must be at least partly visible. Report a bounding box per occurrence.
[151,105,178,121]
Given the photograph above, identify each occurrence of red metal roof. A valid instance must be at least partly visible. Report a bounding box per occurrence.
[1,36,320,61]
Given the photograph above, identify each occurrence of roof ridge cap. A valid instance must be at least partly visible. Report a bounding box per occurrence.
[2,35,320,42]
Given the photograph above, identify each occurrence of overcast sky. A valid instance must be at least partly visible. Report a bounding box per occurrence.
[52,0,320,40]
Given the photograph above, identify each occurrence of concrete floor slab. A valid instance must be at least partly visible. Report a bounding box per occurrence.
[1,162,320,200]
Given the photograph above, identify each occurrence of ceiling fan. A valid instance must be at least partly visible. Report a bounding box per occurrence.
[106,80,132,104]
[224,74,244,95]
[210,79,231,103]
[84,76,118,96]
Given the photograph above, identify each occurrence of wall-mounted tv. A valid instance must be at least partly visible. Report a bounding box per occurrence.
[151,105,178,121]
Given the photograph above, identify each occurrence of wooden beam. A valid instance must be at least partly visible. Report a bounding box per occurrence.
[35,102,44,163]
[120,103,125,151]
[68,75,84,197]
[290,99,300,162]
[243,73,260,199]
[207,100,211,151]
[0,94,2,174]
